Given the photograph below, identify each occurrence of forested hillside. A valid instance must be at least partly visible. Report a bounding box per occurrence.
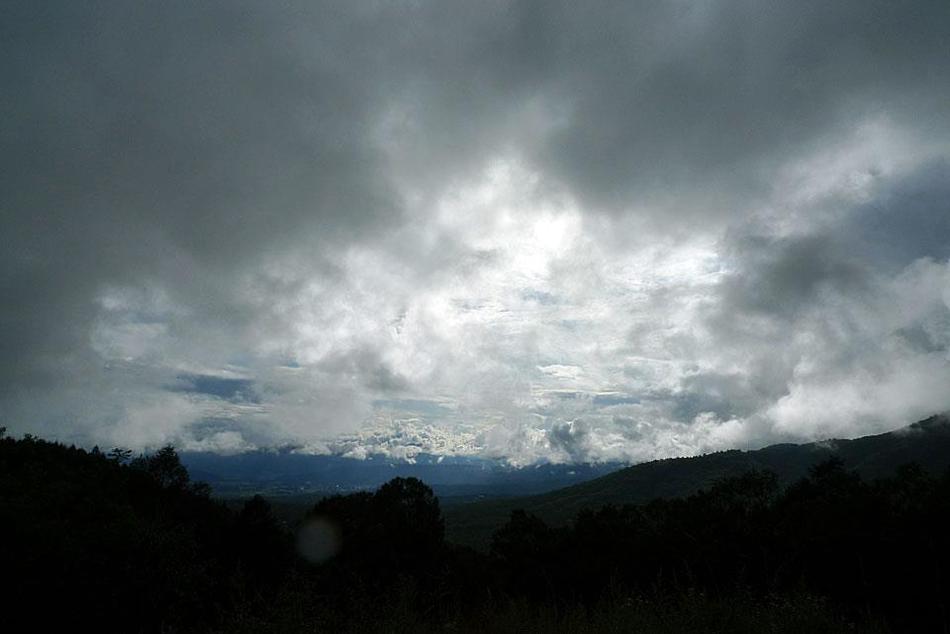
[4,419,950,632]
[0,430,291,632]
[445,415,950,547]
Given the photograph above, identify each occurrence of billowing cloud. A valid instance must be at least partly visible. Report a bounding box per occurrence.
[2,1,949,463]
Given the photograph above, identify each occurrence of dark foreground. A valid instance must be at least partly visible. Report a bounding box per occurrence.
[2,429,949,632]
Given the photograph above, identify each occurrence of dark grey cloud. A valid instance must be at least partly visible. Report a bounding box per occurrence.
[684,156,950,444]
[848,160,950,269]
[2,1,950,459]
[2,0,398,392]
[316,348,410,394]
[171,374,259,404]
[522,1,950,216]
[547,419,591,464]
[717,233,870,321]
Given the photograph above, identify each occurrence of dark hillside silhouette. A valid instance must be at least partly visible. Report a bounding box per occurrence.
[0,433,290,633]
[445,415,950,548]
[3,419,950,632]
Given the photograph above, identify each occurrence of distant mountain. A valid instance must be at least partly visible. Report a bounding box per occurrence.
[444,415,950,548]
[181,450,623,502]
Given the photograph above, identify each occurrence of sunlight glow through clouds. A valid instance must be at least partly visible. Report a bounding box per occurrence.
[5,2,950,463]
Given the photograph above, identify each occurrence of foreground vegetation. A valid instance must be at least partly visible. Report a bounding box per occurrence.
[2,428,949,632]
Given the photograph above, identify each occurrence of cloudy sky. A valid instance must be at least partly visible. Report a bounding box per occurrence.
[3,1,950,464]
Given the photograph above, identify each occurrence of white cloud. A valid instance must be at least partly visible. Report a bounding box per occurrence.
[3,1,950,464]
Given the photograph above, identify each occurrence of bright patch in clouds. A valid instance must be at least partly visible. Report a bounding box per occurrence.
[3,1,950,463]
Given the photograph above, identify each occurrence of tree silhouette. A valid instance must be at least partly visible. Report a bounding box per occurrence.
[5,431,950,632]
[107,447,133,463]
[132,445,190,488]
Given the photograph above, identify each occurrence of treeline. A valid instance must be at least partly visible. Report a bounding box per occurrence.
[2,429,950,632]
[0,431,291,633]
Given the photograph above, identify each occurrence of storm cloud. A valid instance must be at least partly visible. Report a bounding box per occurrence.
[3,1,950,462]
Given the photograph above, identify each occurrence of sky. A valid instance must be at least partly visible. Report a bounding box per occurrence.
[3,1,950,464]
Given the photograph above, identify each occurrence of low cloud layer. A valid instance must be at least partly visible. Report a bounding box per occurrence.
[3,1,950,463]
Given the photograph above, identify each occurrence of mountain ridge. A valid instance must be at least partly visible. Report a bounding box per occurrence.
[181,449,624,500]
[444,414,950,548]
